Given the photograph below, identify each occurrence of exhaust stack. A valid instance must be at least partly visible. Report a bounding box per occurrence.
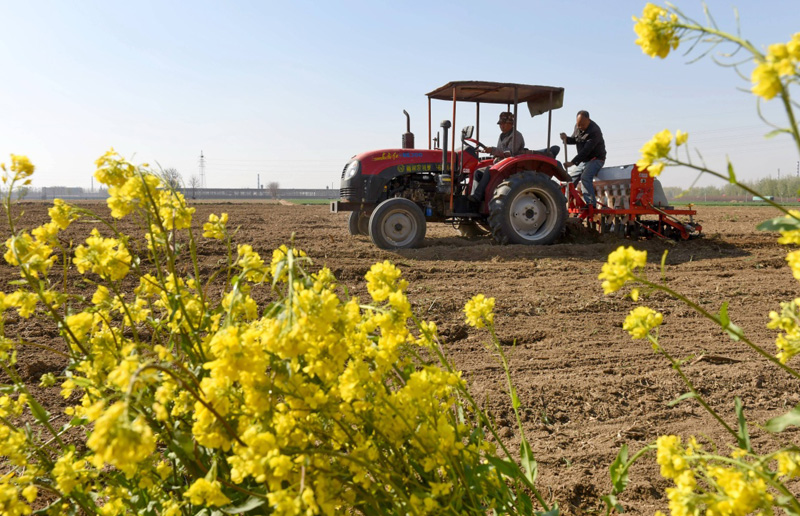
[401,110,415,149]
[440,120,451,174]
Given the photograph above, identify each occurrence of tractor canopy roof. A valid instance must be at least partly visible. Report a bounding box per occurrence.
[426,81,564,117]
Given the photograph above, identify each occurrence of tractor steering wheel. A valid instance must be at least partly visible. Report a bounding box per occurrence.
[464,137,489,151]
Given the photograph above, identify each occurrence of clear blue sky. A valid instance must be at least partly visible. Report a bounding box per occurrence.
[1,0,798,190]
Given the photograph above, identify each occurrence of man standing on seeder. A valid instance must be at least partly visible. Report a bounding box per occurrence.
[560,110,606,210]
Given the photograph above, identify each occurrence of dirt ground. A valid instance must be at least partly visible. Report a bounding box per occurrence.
[2,201,798,514]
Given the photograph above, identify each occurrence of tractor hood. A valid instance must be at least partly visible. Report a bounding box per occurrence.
[355,148,454,176]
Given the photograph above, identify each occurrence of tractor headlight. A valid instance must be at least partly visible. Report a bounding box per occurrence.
[343,160,360,180]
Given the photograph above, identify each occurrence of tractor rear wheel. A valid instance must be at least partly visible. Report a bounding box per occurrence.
[348,210,370,236]
[488,171,567,245]
[369,198,426,249]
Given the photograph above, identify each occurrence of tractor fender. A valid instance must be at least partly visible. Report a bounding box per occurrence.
[484,155,568,203]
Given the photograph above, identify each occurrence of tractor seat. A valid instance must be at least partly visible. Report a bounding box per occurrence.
[523,145,561,159]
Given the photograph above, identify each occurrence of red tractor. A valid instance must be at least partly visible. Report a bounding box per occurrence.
[331,81,701,250]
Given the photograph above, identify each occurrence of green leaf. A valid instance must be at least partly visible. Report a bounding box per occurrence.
[26,395,51,426]
[172,429,195,455]
[520,438,538,483]
[486,456,519,479]
[734,397,751,452]
[69,377,94,388]
[765,404,800,433]
[727,160,736,183]
[222,496,267,514]
[69,416,88,427]
[764,128,790,139]
[717,302,743,341]
[718,301,730,326]
[668,391,698,407]
[517,491,533,515]
[600,494,624,515]
[609,444,629,495]
[757,216,800,233]
[535,502,560,516]
[511,387,521,411]
[206,460,219,483]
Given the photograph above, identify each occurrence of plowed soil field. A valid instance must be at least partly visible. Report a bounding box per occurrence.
[2,201,798,514]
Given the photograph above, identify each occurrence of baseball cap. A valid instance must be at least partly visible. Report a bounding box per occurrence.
[497,112,514,124]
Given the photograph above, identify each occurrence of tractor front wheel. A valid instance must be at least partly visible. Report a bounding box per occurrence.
[488,171,567,245]
[348,210,370,236]
[369,198,426,249]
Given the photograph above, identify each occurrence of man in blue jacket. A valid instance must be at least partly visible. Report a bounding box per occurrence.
[560,110,606,209]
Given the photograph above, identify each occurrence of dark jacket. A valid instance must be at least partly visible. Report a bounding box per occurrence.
[566,120,606,165]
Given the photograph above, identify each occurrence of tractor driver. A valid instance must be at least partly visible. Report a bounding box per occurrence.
[560,110,606,209]
[468,112,525,203]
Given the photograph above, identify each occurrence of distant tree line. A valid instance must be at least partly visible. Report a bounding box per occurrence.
[663,175,800,201]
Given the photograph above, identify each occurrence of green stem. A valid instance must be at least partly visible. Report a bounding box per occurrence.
[649,336,739,441]
[423,327,550,512]
[667,158,794,217]
[639,277,800,380]
[129,363,246,448]
[690,452,800,514]
[674,17,800,156]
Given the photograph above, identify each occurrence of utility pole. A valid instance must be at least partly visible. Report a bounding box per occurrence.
[199,151,206,188]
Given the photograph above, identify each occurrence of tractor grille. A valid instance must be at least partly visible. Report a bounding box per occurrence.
[341,163,349,179]
[340,187,358,200]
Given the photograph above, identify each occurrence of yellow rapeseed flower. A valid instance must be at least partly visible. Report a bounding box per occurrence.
[48,199,78,230]
[65,312,94,346]
[86,401,156,477]
[598,246,647,294]
[636,129,673,177]
[52,450,91,495]
[183,478,231,507]
[270,245,307,283]
[73,229,131,281]
[656,435,689,480]
[366,260,408,302]
[623,306,663,339]
[633,3,680,59]
[4,232,56,278]
[768,298,800,364]
[0,473,33,516]
[463,294,495,328]
[787,250,800,280]
[8,155,35,180]
[776,210,800,245]
[20,485,36,504]
[775,450,800,478]
[203,213,229,239]
[751,34,800,100]
[4,290,38,319]
[751,61,783,100]
[706,465,772,515]
[236,244,268,282]
[94,148,135,188]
